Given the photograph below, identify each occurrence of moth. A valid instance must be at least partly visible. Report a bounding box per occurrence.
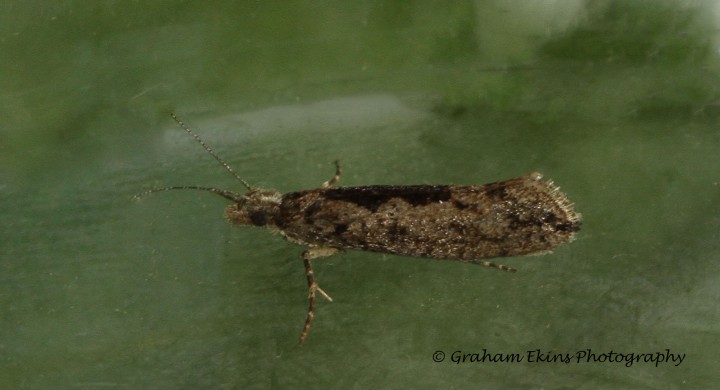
[137,114,582,344]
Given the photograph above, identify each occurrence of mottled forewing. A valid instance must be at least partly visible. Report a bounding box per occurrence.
[278,174,580,262]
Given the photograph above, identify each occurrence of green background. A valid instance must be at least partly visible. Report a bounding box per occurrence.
[2,1,718,388]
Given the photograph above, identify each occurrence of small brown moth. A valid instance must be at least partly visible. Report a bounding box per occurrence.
[137,114,582,344]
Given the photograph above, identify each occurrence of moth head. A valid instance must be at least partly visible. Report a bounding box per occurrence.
[224,188,282,227]
[135,184,282,227]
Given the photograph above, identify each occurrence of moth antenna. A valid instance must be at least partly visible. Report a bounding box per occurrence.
[170,113,253,191]
[134,186,244,203]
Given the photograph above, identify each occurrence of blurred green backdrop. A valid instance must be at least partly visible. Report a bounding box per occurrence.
[1,1,719,388]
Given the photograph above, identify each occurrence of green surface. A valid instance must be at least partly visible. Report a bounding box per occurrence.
[2,1,719,388]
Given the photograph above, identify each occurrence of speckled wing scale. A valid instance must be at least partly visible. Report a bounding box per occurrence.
[275,177,580,267]
[138,114,582,345]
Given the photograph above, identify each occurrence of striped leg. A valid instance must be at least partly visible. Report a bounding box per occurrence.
[469,259,517,273]
[299,247,342,344]
[320,160,341,189]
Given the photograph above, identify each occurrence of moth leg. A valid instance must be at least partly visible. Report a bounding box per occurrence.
[471,259,517,273]
[320,160,341,189]
[299,247,342,344]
